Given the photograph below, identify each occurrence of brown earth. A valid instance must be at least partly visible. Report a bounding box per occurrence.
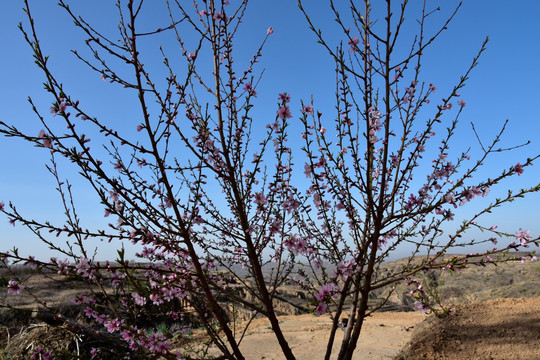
[205,311,425,360]
[397,297,540,360]
[204,298,540,360]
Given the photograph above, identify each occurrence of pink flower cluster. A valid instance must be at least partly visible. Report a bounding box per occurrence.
[514,162,524,176]
[7,280,24,295]
[348,36,360,52]
[367,107,382,143]
[38,129,53,148]
[50,98,68,116]
[407,278,431,314]
[75,258,96,280]
[30,346,54,360]
[243,82,257,97]
[277,93,292,120]
[515,228,533,247]
[121,328,171,355]
[104,318,123,333]
[336,260,357,281]
[283,234,310,256]
[315,283,340,316]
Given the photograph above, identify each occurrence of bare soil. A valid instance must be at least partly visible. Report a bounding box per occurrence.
[204,298,540,360]
[205,311,425,360]
[397,297,540,360]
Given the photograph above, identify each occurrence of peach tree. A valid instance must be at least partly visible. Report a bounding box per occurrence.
[1,0,538,359]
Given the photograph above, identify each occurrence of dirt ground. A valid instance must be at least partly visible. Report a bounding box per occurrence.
[399,297,540,360]
[207,298,540,360]
[207,311,426,360]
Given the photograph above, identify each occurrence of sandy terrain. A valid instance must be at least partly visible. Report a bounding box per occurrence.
[206,311,426,359]
[206,298,540,360]
[399,297,540,360]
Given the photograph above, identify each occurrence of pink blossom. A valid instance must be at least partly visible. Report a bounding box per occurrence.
[267,27,274,35]
[278,93,290,102]
[269,219,282,236]
[30,346,54,360]
[302,105,313,115]
[304,163,312,178]
[43,137,52,148]
[75,258,92,277]
[144,332,171,354]
[315,302,327,316]
[457,100,466,107]
[254,192,267,205]
[84,307,96,319]
[316,283,340,302]
[199,10,207,16]
[56,258,70,274]
[284,234,309,255]
[23,256,38,270]
[515,228,532,245]
[7,280,24,295]
[105,318,122,333]
[188,52,196,60]
[348,36,360,51]
[315,156,326,168]
[163,197,172,208]
[514,162,524,176]
[337,260,355,279]
[0,201,4,211]
[73,296,95,305]
[243,82,257,97]
[150,293,164,305]
[393,66,402,80]
[277,105,292,120]
[90,348,100,358]
[313,193,322,208]
[414,301,428,314]
[38,129,53,148]
[213,13,223,21]
[282,196,301,214]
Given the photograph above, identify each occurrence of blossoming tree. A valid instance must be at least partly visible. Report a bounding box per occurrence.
[0,0,538,359]
[295,1,539,359]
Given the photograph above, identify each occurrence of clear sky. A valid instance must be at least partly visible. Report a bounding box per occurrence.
[0,0,539,261]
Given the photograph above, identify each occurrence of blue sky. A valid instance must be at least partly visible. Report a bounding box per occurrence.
[0,0,539,260]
